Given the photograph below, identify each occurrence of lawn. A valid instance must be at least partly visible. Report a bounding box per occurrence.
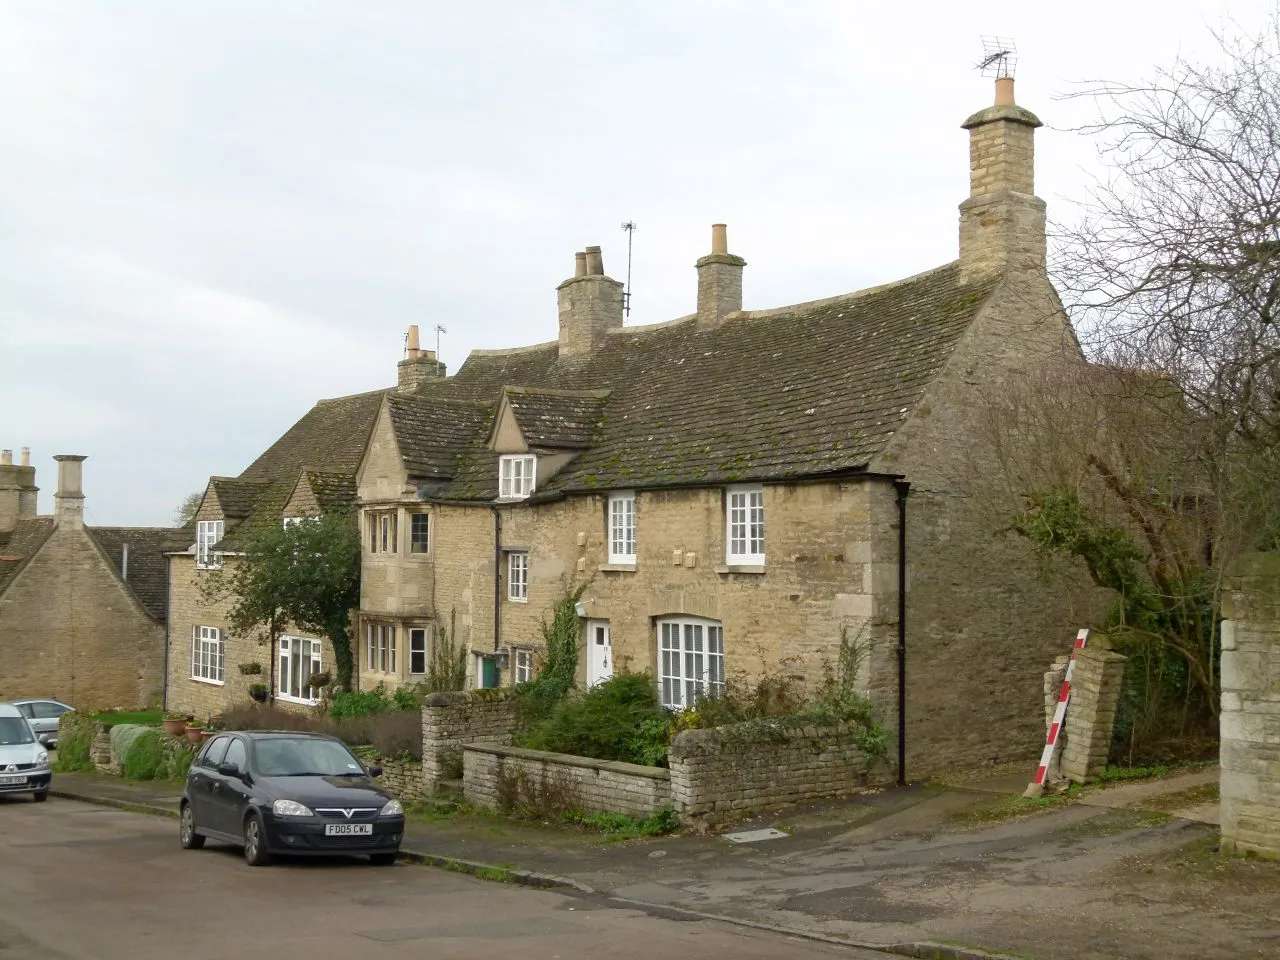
[90,709,163,727]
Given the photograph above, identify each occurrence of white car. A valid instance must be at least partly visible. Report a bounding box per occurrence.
[0,702,52,802]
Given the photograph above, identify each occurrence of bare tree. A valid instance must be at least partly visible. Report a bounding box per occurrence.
[1054,15,1280,559]
[174,491,203,526]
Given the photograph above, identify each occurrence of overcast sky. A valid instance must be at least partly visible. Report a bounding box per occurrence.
[1,0,1270,526]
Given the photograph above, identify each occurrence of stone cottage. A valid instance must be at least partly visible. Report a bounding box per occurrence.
[352,78,1104,777]
[0,450,185,710]
[163,391,385,718]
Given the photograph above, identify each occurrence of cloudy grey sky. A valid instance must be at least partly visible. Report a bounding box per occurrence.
[1,0,1270,526]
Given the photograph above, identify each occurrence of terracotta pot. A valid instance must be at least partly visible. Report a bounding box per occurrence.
[163,718,187,736]
[200,729,215,743]
[184,727,204,745]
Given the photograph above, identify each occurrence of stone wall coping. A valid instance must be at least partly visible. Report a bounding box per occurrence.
[464,742,671,781]
[423,689,517,708]
[669,718,862,757]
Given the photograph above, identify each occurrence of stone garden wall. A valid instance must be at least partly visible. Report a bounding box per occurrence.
[421,689,521,788]
[1042,638,1127,784]
[464,743,671,819]
[668,720,884,821]
[1220,552,1280,858]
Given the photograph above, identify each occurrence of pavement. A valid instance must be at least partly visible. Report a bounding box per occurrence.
[47,765,1280,960]
[0,796,885,960]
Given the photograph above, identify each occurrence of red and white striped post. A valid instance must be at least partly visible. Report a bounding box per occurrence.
[1023,628,1090,799]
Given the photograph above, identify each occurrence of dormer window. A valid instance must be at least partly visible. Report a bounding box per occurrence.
[499,455,536,500]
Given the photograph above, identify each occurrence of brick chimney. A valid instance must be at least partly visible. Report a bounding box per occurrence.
[958,77,1046,282]
[53,454,87,529]
[557,245,624,359]
[397,324,446,393]
[0,448,38,534]
[696,223,746,328]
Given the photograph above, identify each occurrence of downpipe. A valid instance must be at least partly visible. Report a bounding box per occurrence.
[893,480,911,786]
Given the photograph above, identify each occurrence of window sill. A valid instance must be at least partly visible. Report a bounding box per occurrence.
[599,562,637,573]
[276,693,320,707]
[189,676,225,686]
[715,563,766,575]
[507,597,529,604]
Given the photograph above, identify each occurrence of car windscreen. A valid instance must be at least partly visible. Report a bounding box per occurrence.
[0,717,35,746]
[252,738,365,777]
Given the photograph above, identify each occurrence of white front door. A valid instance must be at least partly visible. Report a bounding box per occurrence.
[587,621,612,687]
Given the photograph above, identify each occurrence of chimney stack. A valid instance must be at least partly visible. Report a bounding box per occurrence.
[557,244,624,359]
[696,223,746,328]
[53,454,86,529]
[398,324,446,393]
[0,447,38,534]
[958,77,1046,281]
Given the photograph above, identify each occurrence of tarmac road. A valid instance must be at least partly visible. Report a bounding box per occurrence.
[0,795,884,960]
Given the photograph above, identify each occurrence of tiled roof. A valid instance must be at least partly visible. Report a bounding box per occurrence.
[87,526,191,621]
[505,388,610,450]
[304,471,359,513]
[209,477,271,519]
[214,389,388,549]
[386,395,493,481]
[393,262,995,499]
[0,518,55,596]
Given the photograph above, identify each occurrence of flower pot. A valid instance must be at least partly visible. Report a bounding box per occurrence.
[163,718,187,736]
[184,727,204,745]
[200,729,215,743]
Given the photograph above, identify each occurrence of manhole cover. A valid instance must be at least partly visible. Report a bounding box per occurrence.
[722,827,789,844]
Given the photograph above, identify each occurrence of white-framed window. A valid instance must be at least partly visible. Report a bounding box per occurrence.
[499,455,536,500]
[608,492,636,564]
[196,520,224,569]
[191,625,224,684]
[367,511,398,554]
[725,485,765,565]
[365,623,396,674]
[279,636,322,703]
[514,649,533,684]
[409,628,428,675]
[409,513,430,554]
[657,617,725,710]
[507,551,529,601]
[282,516,302,528]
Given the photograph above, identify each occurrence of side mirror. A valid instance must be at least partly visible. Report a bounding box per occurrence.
[37,734,53,748]
[217,762,242,778]
[367,765,383,778]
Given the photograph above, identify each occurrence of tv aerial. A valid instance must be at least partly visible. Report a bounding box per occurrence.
[976,36,1017,79]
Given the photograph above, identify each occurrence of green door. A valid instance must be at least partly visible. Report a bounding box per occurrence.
[481,657,500,689]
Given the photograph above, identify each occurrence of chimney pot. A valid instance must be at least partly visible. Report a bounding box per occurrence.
[19,447,29,466]
[574,251,588,278]
[406,324,421,359]
[711,223,728,255]
[0,450,10,466]
[994,76,1015,106]
[584,245,604,276]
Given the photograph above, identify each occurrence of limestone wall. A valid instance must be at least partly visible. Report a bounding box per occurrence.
[668,720,882,820]
[464,743,671,820]
[1220,552,1280,858]
[421,690,521,787]
[1041,641,1126,784]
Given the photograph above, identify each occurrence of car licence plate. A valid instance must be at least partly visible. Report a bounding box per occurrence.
[324,823,372,836]
[0,776,25,786]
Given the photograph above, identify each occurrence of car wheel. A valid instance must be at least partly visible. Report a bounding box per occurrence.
[179,803,205,850]
[243,812,272,867]
[32,791,47,803]
[369,852,397,866]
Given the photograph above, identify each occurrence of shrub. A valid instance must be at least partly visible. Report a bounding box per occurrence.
[329,684,392,718]
[519,673,668,765]
[53,716,95,772]
[114,726,166,781]
[424,607,468,693]
[222,702,422,760]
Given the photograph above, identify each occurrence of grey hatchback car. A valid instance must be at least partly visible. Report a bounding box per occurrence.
[11,699,74,747]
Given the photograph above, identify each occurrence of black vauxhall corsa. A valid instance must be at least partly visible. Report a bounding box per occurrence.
[180,730,405,866]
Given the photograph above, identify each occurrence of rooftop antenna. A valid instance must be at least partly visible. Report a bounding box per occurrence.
[434,324,447,358]
[976,36,1017,79]
[620,220,636,316]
